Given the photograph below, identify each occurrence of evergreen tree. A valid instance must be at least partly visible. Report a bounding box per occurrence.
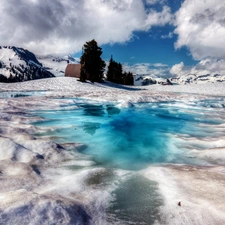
[80,39,106,82]
[107,56,123,84]
[123,71,134,85]
[107,56,134,85]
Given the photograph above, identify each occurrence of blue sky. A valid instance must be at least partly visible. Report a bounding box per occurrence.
[74,1,193,68]
[71,0,199,77]
[85,1,196,67]
[73,28,198,77]
[1,0,225,77]
[102,29,196,66]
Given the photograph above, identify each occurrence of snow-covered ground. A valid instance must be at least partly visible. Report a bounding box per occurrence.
[0,77,225,224]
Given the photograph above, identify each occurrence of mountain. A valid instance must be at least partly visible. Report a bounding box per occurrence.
[134,74,173,86]
[169,73,225,84]
[0,46,55,82]
[134,73,225,86]
[37,55,80,77]
[2,46,224,85]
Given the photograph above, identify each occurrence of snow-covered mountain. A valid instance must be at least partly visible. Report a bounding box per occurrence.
[37,55,80,77]
[134,73,225,86]
[134,74,173,86]
[0,46,55,82]
[169,73,225,85]
[2,46,224,85]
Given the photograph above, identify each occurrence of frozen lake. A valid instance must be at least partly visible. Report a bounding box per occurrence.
[0,78,225,225]
[32,98,225,170]
[26,97,225,224]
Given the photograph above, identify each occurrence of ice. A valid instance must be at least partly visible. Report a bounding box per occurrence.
[0,77,225,224]
[0,189,91,225]
[0,91,48,98]
[31,98,225,169]
[0,136,35,163]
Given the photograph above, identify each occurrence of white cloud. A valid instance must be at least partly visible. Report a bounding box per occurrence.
[161,32,173,39]
[153,63,168,67]
[174,0,225,60]
[145,0,165,5]
[144,6,173,28]
[0,0,172,55]
[123,62,170,77]
[193,58,225,75]
[170,59,225,77]
[170,62,184,76]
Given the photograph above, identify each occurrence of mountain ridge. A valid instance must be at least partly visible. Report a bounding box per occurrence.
[0,46,55,82]
[1,46,225,85]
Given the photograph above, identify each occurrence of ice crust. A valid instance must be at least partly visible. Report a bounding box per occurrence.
[0,77,225,224]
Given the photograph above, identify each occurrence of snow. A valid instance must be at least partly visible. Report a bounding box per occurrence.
[37,55,80,77]
[0,47,54,81]
[144,165,225,225]
[170,73,225,84]
[0,47,27,78]
[135,73,225,85]
[1,77,225,98]
[0,77,225,224]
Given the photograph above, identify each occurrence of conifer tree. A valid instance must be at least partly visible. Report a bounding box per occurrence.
[80,39,106,82]
[123,71,134,85]
[107,56,134,85]
[107,56,123,84]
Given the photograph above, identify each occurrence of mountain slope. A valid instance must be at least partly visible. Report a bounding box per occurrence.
[134,74,173,86]
[0,46,55,82]
[37,55,80,77]
[134,73,225,86]
[169,73,225,84]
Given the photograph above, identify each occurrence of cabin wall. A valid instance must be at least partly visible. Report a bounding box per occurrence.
[65,64,81,78]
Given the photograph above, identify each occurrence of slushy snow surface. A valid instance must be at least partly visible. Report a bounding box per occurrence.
[0,77,225,225]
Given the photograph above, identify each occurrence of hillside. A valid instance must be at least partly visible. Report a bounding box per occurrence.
[1,46,225,85]
[0,46,55,82]
[170,73,225,84]
[37,55,80,77]
[134,73,225,86]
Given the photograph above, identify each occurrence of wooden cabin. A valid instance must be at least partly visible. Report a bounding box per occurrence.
[65,64,81,78]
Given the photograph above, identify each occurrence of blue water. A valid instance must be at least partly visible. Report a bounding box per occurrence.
[32,99,224,170]
[0,91,49,98]
[29,98,225,224]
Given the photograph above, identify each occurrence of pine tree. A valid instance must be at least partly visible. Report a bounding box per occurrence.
[107,56,134,85]
[123,71,134,85]
[107,56,123,84]
[80,39,106,82]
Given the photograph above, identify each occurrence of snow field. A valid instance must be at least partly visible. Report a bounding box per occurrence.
[0,77,225,224]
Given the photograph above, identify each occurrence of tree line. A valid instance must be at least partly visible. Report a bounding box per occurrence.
[79,39,134,85]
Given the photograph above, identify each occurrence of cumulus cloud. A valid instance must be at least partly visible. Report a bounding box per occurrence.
[170,59,225,77]
[123,62,170,77]
[193,59,225,75]
[144,6,173,28]
[0,0,172,55]
[161,32,173,39]
[174,0,225,60]
[170,62,184,75]
[145,0,165,5]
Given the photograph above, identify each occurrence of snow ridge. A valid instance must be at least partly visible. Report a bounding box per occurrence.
[170,73,225,84]
[0,46,55,82]
[134,73,225,86]
[37,55,80,77]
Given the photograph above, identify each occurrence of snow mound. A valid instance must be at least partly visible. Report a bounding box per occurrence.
[0,190,90,225]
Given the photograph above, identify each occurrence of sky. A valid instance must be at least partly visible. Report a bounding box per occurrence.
[1,0,225,78]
